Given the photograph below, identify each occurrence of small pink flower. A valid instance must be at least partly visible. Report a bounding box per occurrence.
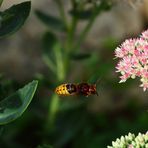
[115,30,148,91]
[141,29,148,40]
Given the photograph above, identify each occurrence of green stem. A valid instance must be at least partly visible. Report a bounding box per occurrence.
[44,0,68,135]
[74,14,97,50]
[45,46,65,130]
[45,0,87,132]
[65,0,79,52]
[0,0,3,6]
[46,94,60,129]
[66,16,78,52]
[54,0,68,29]
[54,44,65,81]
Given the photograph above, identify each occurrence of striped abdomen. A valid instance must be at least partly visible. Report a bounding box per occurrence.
[55,83,77,96]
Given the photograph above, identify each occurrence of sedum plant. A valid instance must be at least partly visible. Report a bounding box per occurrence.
[0,0,38,125]
[107,132,148,148]
[0,80,38,125]
[0,0,31,37]
[115,29,148,91]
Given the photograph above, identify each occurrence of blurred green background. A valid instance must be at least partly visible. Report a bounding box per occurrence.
[0,0,148,148]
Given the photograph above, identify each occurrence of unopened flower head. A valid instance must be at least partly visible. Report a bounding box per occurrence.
[115,30,148,91]
[107,131,148,148]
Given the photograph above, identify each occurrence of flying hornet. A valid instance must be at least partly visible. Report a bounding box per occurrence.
[55,82,98,97]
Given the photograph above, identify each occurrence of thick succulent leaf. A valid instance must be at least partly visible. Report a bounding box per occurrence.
[0,1,31,38]
[35,10,66,32]
[0,80,38,125]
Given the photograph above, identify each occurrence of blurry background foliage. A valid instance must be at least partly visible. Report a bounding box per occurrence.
[0,0,148,148]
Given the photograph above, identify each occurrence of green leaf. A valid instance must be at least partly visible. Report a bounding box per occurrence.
[0,80,38,125]
[35,10,66,32]
[0,0,3,7]
[0,1,31,38]
[70,52,91,60]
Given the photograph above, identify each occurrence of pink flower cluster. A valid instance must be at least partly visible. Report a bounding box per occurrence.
[115,30,148,91]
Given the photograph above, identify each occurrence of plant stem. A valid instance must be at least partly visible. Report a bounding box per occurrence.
[54,0,68,30]
[0,0,3,6]
[47,94,60,129]
[46,43,66,129]
[65,0,80,52]
[66,16,78,51]
[54,44,65,81]
[74,13,97,50]
[64,16,78,78]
